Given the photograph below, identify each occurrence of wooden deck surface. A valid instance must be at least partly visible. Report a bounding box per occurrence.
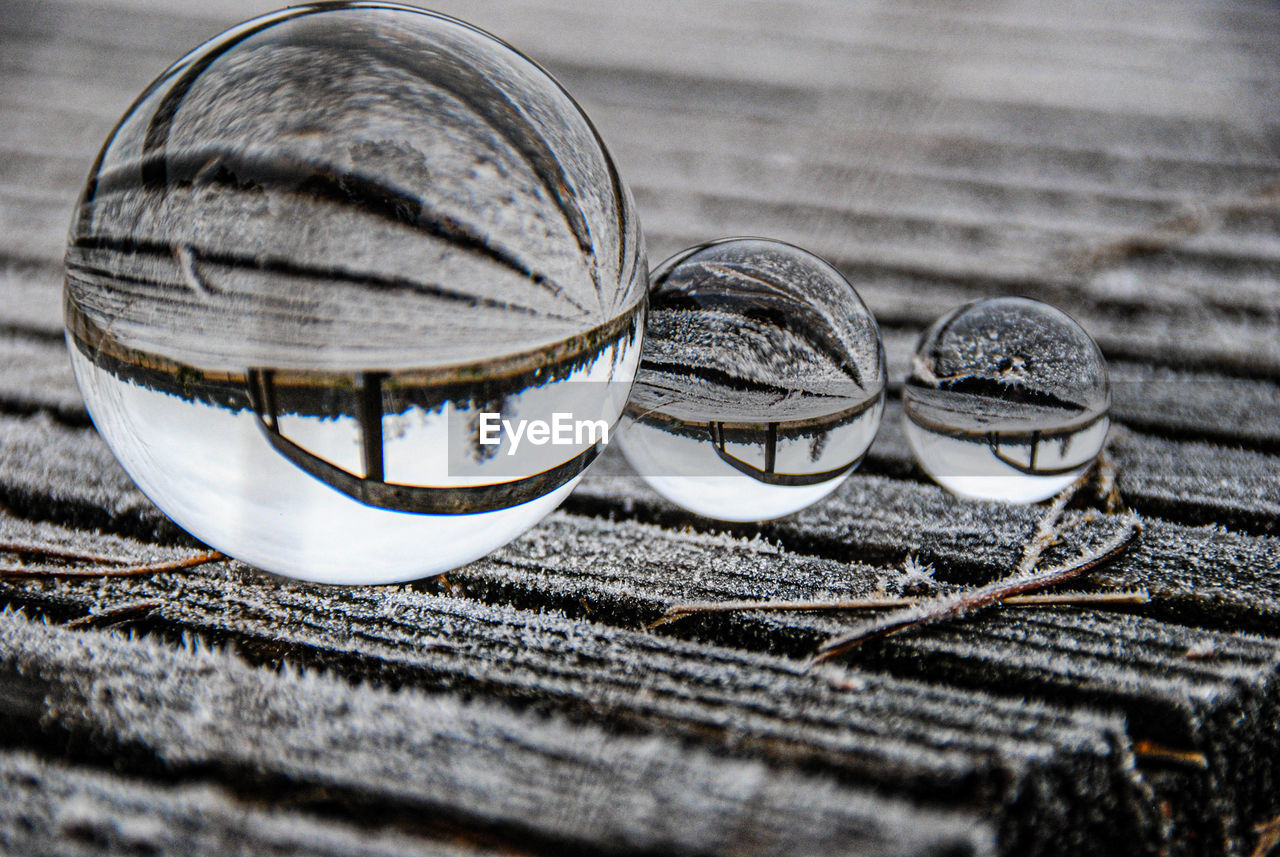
[1,1,1279,855]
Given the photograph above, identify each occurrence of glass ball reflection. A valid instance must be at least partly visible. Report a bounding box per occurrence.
[619,238,885,521]
[903,297,1110,503]
[64,4,646,583]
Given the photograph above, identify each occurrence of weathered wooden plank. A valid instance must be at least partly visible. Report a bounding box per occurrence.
[18,0,1280,89]
[0,331,85,425]
[42,0,1280,49]
[0,263,63,337]
[0,413,176,541]
[0,515,1157,856]
[609,105,1280,194]
[14,0,1280,127]
[568,453,1280,628]
[0,608,1001,857]
[3,405,1279,611]
[5,0,1274,383]
[1,4,1277,856]
[8,79,1277,201]
[5,507,1278,853]
[445,514,1280,854]
[0,750,488,857]
[1105,362,1280,450]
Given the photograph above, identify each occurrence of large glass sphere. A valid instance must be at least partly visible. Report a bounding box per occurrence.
[619,238,885,521]
[64,3,646,583]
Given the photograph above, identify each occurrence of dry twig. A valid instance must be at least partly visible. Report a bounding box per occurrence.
[811,514,1141,664]
[1252,812,1280,857]
[1131,739,1209,770]
[0,539,126,565]
[650,589,1149,628]
[0,550,225,578]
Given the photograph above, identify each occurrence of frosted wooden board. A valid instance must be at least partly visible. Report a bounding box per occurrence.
[2,0,1279,855]
[0,751,488,857]
[0,610,999,857]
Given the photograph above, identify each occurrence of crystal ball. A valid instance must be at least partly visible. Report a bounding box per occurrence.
[903,297,1110,503]
[618,238,885,521]
[64,4,646,584]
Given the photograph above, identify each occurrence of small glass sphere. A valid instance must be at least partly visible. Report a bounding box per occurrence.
[63,4,646,584]
[618,238,885,521]
[903,297,1110,503]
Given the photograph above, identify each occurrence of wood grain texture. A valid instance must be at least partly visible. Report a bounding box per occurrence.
[6,408,1280,620]
[3,0,1280,370]
[0,608,999,857]
[0,750,494,857]
[0,516,1162,856]
[2,506,1275,851]
[1,0,1278,855]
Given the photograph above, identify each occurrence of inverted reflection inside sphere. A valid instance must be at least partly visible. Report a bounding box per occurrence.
[64,4,646,584]
[903,297,1110,503]
[618,238,886,522]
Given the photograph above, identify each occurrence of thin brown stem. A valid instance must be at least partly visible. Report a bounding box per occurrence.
[649,589,1149,628]
[0,539,128,565]
[999,590,1148,607]
[811,515,1141,664]
[1132,740,1209,770]
[1252,810,1280,857]
[0,551,226,579]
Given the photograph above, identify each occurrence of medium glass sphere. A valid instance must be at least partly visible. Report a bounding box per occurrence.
[619,238,885,521]
[903,297,1110,503]
[64,3,646,583]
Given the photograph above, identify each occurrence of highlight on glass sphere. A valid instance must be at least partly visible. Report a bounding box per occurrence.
[618,238,886,522]
[63,3,646,584]
[903,297,1110,504]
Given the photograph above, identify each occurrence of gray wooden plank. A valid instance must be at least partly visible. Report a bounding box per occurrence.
[4,507,1276,852]
[459,517,1280,856]
[2,0,1278,376]
[3,493,1279,851]
[0,412,175,541]
[569,452,1280,629]
[0,750,489,857]
[18,0,1280,86]
[3,405,1280,612]
[0,262,63,337]
[0,608,1000,857]
[1,3,1278,855]
[0,515,1158,856]
[14,0,1280,120]
[0,331,85,425]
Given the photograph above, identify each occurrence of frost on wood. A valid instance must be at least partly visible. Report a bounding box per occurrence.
[0,609,997,857]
